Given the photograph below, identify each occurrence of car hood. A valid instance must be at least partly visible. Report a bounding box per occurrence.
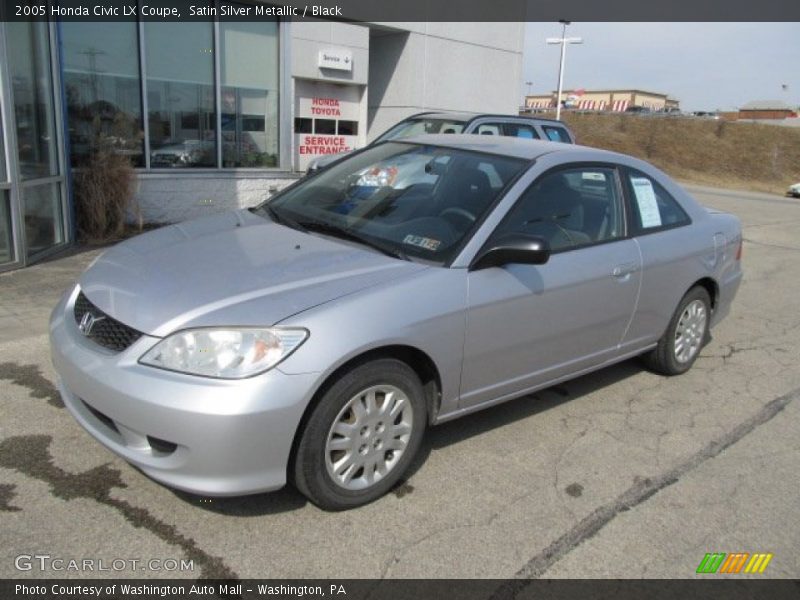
[79,210,428,337]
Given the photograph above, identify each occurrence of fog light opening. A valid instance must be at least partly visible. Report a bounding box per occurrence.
[147,436,178,455]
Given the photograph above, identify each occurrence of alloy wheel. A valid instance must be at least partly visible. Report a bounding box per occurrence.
[324,385,414,491]
[674,299,707,363]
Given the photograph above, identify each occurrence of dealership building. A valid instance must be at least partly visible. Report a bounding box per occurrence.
[0,14,523,271]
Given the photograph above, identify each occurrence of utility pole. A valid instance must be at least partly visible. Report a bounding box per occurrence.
[546,21,582,121]
[79,47,106,104]
[524,81,533,111]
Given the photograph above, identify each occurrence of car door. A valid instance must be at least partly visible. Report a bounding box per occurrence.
[459,165,641,409]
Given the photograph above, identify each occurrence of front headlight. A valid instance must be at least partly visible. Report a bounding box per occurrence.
[139,328,308,379]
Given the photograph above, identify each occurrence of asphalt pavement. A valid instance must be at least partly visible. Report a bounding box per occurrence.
[1,184,798,580]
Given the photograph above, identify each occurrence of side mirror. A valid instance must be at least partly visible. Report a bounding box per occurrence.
[470,234,551,271]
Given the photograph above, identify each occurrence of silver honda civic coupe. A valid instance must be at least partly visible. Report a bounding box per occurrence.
[50,136,743,510]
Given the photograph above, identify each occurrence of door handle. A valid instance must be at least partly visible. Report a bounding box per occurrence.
[612,263,638,278]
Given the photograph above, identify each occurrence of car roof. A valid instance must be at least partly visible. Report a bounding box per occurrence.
[396,134,616,161]
[407,111,569,126]
[407,111,475,122]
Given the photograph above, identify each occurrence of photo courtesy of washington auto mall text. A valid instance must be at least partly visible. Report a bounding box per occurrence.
[13,583,348,598]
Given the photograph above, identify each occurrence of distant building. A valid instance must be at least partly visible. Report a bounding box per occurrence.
[524,89,679,112]
[738,100,798,120]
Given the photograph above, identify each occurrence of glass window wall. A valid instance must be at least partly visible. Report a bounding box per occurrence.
[4,21,67,263]
[220,12,279,167]
[23,182,63,258]
[145,22,216,168]
[6,22,59,180]
[61,15,282,170]
[0,191,13,264]
[61,22,144,167]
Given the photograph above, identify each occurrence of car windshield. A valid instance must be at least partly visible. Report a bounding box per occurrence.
[257,142,527,265]
[375,118,467,143]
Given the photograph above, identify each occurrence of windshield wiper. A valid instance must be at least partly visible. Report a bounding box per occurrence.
[258,204,307,232]
[297,220,410,261]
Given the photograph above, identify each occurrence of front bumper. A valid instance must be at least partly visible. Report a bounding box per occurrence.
[49,286,320,496]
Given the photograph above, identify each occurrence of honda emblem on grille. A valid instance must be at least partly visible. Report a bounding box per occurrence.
[78,312,105,336]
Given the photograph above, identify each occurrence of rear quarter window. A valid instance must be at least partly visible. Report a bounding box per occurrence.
[624,169,691,234]
[542,126,572,143]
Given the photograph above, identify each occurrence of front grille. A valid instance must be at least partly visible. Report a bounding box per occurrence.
[73,291,143,352]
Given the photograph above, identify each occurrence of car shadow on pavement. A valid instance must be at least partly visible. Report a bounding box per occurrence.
[168,358,647,516]
[170,486,309,516]
[404,358,647,481]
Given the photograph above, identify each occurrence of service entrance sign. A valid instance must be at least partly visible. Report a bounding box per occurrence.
[294,81,363,171]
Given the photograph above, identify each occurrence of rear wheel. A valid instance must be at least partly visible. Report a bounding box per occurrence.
[293,359,427,510]
[643,286,711,375]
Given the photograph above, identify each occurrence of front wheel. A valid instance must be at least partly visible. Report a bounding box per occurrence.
[293,359,427,510]
[643,286,711,375]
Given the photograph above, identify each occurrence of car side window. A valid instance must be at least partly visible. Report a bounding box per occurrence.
[491,167,624,252]
[542,126,571,143]
[624,169,691,234]
[503,123,540,139]
[476,123,502,136]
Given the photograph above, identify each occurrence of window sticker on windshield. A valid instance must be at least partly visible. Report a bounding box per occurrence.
[403,234,441,251]
[630,177,662,228]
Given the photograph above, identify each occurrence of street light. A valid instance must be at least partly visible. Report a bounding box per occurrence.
[546,20,582,120]
[524,81,533,110]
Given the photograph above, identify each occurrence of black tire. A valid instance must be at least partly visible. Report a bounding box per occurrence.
[643,286,711,376]
[293,358,427,511]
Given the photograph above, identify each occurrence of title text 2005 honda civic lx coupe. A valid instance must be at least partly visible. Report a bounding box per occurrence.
[50,136,742,510]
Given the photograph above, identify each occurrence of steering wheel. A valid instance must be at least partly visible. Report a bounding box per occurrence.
[439,207,476,231]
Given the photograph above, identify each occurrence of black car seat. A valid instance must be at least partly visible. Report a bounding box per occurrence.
[516,175,591,250]
[436,166,494,232]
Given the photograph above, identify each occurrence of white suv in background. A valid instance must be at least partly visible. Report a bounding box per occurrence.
[305,111,575,174]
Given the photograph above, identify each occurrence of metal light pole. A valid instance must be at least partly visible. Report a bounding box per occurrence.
[524,81,533,111]
[546,21,582,121]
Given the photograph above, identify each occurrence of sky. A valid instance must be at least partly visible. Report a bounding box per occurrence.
[522,22,800,112]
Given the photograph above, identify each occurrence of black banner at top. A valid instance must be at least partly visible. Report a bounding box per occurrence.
[2,0,799,22]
